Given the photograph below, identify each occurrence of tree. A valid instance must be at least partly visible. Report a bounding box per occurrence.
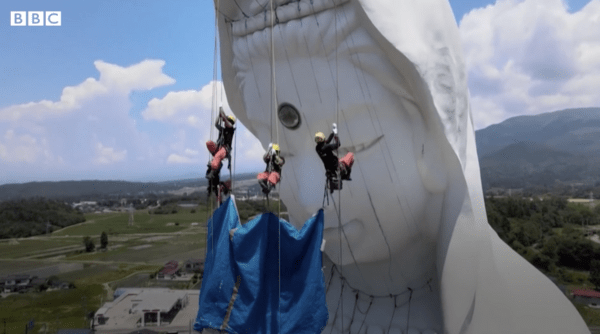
[591,260,600,291]
[100,231,108,249]
[83,236,95,252]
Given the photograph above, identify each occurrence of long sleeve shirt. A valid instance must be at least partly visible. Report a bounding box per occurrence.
[263,151,285,174]
[215,118,235,151]
[315,132,340,173]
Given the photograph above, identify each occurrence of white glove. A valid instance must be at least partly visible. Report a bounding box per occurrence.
[332,123,338,135]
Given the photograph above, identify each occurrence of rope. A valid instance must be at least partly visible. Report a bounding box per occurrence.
[208,0,222,253]
[339,8,421,281]
[233,126,237,192]
[356,296,373,334]
[406,288,413,334]
[330,194,368,287]
[327,264,433,333]
[333,0,344,330]
[328,280,344,334]
[308,5,413,286]
[266,1,282,333]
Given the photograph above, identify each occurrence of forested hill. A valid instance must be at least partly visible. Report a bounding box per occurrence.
[475,107,600,190]
[0,180,195,202]
[0,173,260,202]
[0,198,86,239]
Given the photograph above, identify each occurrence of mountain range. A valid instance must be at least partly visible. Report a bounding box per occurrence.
[1,107,599,201]
[475,107,600,190]
[0,173,259,202]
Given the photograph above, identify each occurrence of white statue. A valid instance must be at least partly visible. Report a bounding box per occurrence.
[213,0,590,333]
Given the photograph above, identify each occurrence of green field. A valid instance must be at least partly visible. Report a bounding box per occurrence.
[0,200,286,333]
[0,284,104,334]
[0,263,161,334]
[52,208,208,236]
[66,237,205,264]
[3,198,600,332]
[0,238,83,260]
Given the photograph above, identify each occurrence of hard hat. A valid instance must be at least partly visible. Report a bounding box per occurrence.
[227,115,236,123]
[272,144,280,152]
[315,132,325,143]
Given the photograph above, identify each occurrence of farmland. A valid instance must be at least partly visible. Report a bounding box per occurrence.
[0,206,209,334]
[0,199,279,333]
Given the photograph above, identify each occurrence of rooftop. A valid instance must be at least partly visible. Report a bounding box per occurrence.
[131,290,188,313]
[94,288,199,331]
[572,289,600,298]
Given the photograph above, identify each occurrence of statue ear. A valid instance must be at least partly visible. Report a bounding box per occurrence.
[417,134,448,194]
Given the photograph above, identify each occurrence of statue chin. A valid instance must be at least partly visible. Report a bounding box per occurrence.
[215,0,592,333]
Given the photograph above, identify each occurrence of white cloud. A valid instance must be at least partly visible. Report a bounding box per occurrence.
[142,81,265,171]
[0,59,180,183]
[0,63,266,183]
[0,60,175,123]
[0,129,56,163]
[167,153,195,164]
[460,0,600,129]
[141,81,225,123]
[239,126,266,162]
[94,142,127,165]
[184,148,199,156]
[95,59,175,93]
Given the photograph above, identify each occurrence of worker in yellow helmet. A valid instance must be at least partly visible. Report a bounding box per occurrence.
[315,123,354,193]
[257,143,285,195]
[206,105,236,195]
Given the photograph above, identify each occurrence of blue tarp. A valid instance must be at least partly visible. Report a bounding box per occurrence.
[194,197,328,334]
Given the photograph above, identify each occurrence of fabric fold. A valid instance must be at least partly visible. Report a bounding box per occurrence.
[195,197,328,334]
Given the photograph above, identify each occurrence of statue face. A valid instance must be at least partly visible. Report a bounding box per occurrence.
[224,0,447,294]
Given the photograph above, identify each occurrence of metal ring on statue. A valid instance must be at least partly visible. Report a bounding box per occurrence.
[278,103,301,129]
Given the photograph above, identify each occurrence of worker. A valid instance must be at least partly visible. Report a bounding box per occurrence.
[315,123,354,193]
[257,143,285,195]
[206,106,236,180]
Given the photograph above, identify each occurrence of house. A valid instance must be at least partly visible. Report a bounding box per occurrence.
[157,261,179,279]
[572,289,600,306]
[183,259,203,273]
[1,275,34,293]
[49,280,73,290]
[93,288,198,330]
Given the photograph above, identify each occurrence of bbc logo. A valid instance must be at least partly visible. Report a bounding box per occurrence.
[10,11,61,26]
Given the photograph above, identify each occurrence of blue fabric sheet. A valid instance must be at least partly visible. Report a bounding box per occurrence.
[194,197,328,334]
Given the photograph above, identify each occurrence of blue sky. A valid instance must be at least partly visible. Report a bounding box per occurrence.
[0,0,598,184]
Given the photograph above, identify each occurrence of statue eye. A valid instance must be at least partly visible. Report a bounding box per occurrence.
[278,103,301,130]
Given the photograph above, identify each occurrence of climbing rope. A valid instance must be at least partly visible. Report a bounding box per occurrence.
[326,263,433,333]
[207,0,222,253]
[333,0,344,330]
[266,1,283,333]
